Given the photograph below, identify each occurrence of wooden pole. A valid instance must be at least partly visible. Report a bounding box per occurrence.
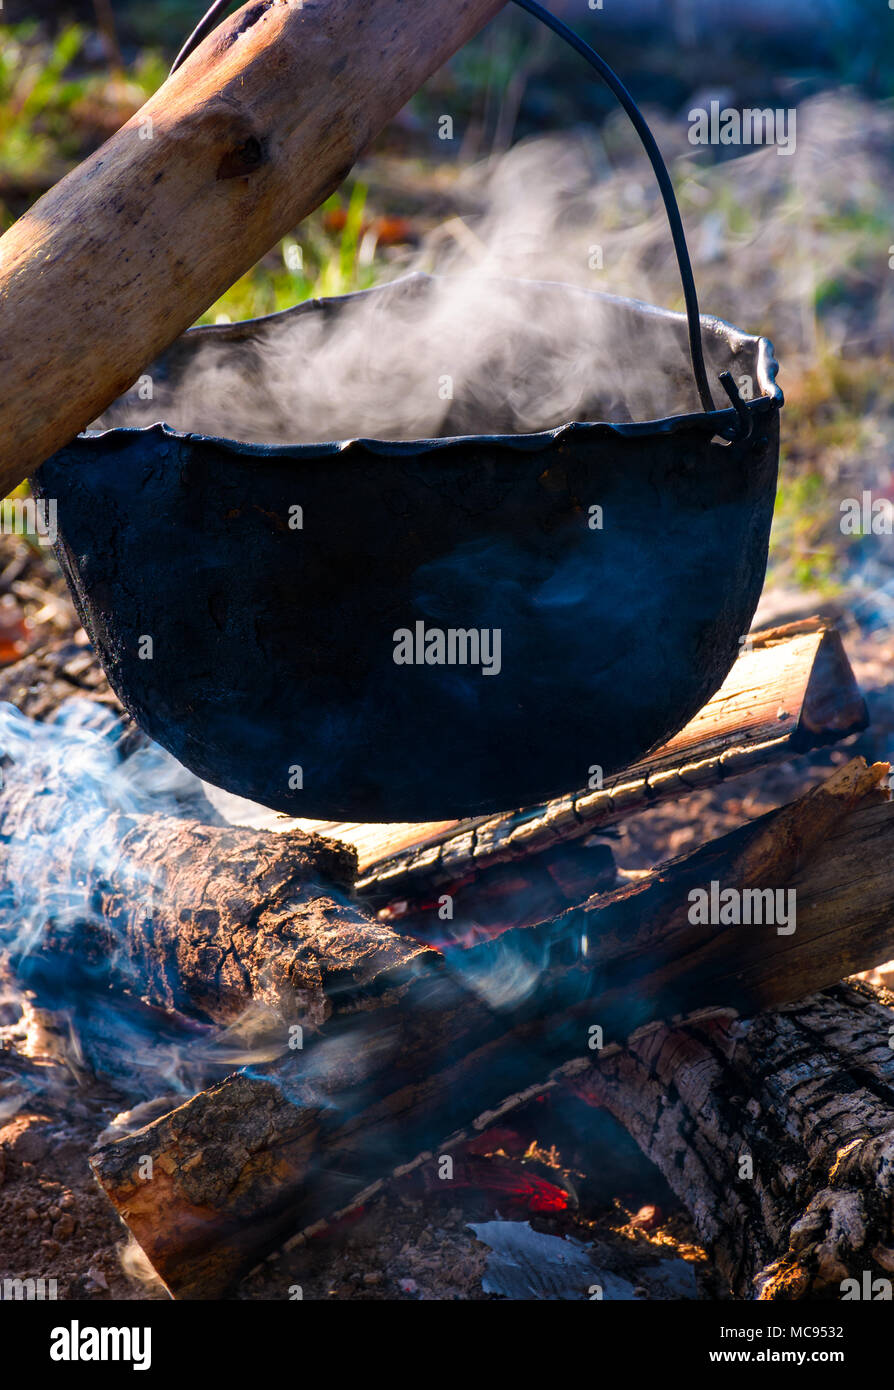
[0,0,507,493]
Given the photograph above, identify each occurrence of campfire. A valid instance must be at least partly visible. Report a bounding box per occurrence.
[2,0,894,1337]
[2,579,893,1302]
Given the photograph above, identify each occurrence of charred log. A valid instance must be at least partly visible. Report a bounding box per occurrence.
[89,760,894,1297]
[571,980,894,1300]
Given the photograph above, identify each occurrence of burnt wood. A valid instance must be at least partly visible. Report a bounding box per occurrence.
[89,760,893,1297]
[0,784,437,1031]
[573,981,894,1300]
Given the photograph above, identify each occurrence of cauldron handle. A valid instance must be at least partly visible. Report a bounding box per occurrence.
[172,0,729,421]
[512,0,717,416]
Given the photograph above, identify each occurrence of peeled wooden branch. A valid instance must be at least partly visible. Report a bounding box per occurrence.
[90,761,893,1297]
[0,0,506,490]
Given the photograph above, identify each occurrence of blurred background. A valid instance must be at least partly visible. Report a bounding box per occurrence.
[1,0,893,610]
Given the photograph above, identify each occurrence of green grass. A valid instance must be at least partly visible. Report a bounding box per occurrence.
[196,184,383,325]
[769,471,843,595]
[766,347,894,593]
[0,22,167,231]
[0,23,85,182]
[0,24,388,320]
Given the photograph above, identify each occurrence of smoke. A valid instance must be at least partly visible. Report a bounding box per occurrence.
[0,699,207,958]
[0,700,278,1097]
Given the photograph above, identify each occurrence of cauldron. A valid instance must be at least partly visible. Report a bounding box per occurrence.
[32,2,783,821]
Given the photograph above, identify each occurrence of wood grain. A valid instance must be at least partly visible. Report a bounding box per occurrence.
[574,982,894,1299]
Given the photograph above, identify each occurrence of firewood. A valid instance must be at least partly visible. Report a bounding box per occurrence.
[0,770,445,1029]
[0,620,865,1032]
[0,0,506,490]
[570,980,894,1300]
[283,620,866,903]
[0,620,862,908]
[89,761,893,1297]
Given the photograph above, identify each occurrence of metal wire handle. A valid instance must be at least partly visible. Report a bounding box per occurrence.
[512,0,715,414]
[172,0,731,418]
[170,0,232,76]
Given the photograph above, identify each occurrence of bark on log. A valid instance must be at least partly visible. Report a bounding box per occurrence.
[570,981,894,1300]
[89,761,894,1298]
[0,0,506,489]
[0,789,444,1030]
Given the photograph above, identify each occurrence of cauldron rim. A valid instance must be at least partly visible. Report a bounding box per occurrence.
[81,273,783,459]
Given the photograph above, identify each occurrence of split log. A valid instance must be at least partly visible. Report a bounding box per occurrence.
[570,980,894,1300]
[90,760,894,1298]
[0,0,506,489]
[272,620,867,903]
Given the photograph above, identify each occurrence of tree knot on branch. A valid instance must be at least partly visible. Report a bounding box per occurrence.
[217,135,267,181]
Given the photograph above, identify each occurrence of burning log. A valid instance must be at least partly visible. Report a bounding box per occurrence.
[89,759,893,1297]
[0,677,446,1034]
[0,0,507,488]
[312,620,867,903]
[571,980,894,1300]
[0,623,882,1294]
[0,621,863,1026]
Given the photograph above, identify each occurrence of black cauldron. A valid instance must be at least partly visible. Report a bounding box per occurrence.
[32,2,783,821]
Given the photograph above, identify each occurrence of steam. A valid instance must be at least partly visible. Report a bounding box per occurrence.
[93,136,707,445]
[93,92,894,448]
[100,268,702,445]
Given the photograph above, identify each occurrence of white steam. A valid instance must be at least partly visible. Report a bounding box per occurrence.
[93,94,894,448]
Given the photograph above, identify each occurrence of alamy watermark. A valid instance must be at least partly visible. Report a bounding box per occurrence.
[840,491,894,535]
[0,495,57,547]
[688,102,797,156]
[50,1321,151,1370]
[688,881,796,935]
[840,1271,892,1300]
[393,622,502,676]
[2,1276,58,1300]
